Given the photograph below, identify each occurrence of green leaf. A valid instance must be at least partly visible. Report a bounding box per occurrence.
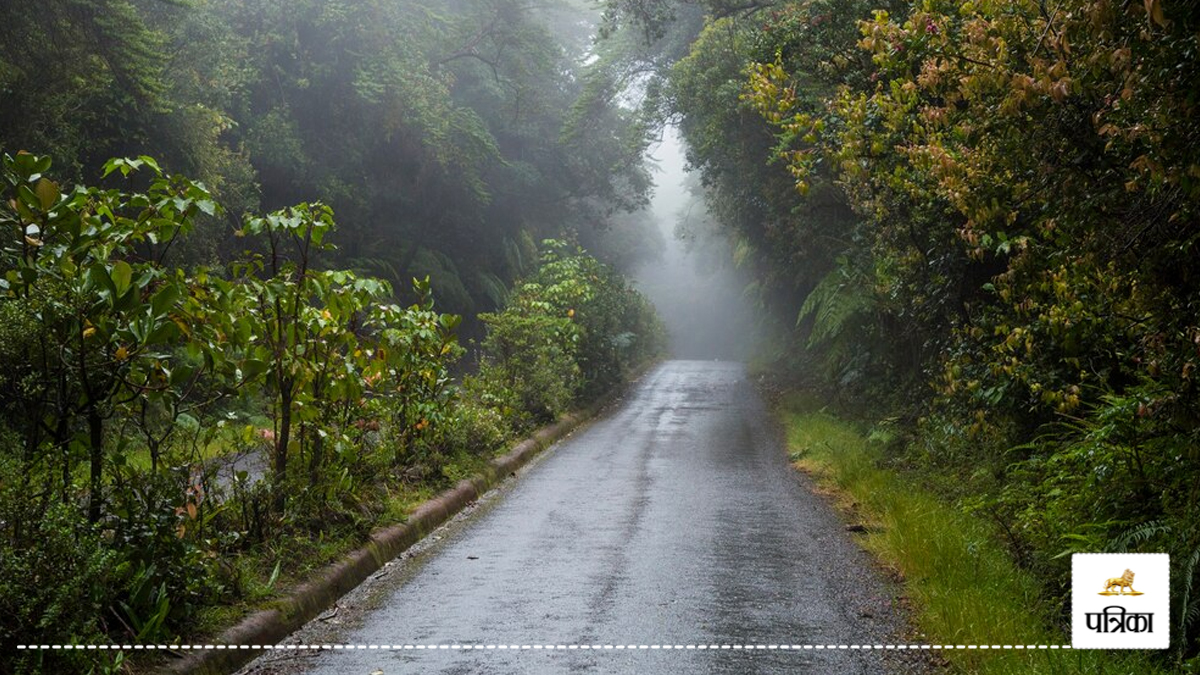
[145,320,180,345]
[102,158,141,178]
[239,359,269,382]
[112,261,133,295]
[34,178,59,209]
[169,362,197,386]
[88,265,117,301]
[136,155,162,175]
[13,198,35,222]
[16,184,40,211]
[150,284,181,316]
[266,560,282,589]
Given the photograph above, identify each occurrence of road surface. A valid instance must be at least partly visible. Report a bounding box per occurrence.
[238,361,932,674]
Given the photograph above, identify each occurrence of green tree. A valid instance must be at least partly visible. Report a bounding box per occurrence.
[0,152,219,522]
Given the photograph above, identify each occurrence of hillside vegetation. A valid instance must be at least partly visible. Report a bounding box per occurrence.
[0,2,668,669]
[0,151,664,673]
[601,0,1200,666]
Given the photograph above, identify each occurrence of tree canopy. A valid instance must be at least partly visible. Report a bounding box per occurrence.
[0,0,659,327]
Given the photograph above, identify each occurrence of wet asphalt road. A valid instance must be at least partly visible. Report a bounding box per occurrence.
[240,361,926,675]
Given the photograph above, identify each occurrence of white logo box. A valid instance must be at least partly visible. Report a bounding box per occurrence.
[1072,553,1169,649]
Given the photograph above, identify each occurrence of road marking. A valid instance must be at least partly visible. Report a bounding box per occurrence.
[18,643,1071,651]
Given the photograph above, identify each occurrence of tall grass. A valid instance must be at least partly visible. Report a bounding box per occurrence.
[779,394,1164,674]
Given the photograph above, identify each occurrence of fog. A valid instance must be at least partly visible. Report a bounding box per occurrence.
[635,127,763,361]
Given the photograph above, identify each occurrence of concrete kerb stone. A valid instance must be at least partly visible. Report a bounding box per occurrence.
[165,403,603,675]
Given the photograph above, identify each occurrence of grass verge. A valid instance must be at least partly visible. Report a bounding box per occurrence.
[187,447,490,639]
[777,392,1165,674]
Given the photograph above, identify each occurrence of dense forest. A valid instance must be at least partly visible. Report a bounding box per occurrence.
[0,2,666,672]
[601,0,1200,665]
[0,0,662,325]
[4,0,1200,671]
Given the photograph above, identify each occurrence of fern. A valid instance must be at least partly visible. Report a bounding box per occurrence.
[1179,543,1200,648]
[474,270,510,309]
[797,259,871,349]
[347,256,401,281]
[1109,521,1200,657]
[1107,520,1172,552]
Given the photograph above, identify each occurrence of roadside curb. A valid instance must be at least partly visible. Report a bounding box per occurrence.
[166,394,617,675]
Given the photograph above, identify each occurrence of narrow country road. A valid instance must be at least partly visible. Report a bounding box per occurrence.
[239,361,932,674]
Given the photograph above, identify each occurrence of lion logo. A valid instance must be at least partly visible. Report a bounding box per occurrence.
[1099,569,1143,596]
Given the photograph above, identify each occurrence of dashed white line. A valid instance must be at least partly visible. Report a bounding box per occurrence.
[18,643,1072,651]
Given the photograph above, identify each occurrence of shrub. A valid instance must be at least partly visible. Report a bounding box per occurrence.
[443,394,510,457]
[0,451,115,673]
[476,240,664,426]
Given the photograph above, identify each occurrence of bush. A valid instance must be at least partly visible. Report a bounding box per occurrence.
[0,452,115,673]
[105,465,227,640]
[443,393,511,457]
[476,240,664,427]
[477,308,580,426]
[0,157,662,664]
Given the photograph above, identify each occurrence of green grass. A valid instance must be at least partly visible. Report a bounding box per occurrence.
[121,420,268,472]
[381,482,437,524]
[778,393,1165,674]
[188,440,502,642]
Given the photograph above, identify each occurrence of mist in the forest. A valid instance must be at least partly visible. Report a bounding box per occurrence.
[635,127,763,361]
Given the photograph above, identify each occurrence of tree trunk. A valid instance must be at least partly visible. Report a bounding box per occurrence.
[273,387,292,512]
[309,428,324,488]
[86,404,103,523]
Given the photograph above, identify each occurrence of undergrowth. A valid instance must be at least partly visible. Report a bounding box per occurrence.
[778,393,1165,675]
